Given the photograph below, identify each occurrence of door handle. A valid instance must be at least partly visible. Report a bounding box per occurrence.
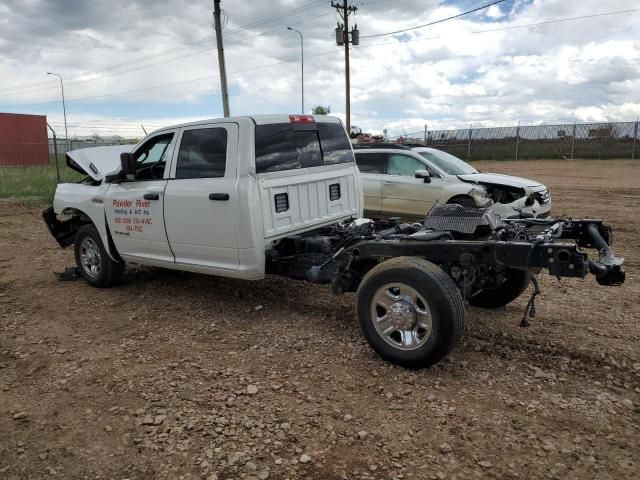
[143,193,160,200]
[209,193,229,201]
[383,181,395,186]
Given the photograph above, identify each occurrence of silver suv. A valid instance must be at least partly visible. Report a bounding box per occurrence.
[353,144,551,219]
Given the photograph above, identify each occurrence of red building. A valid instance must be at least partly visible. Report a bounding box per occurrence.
[0,112,49,166]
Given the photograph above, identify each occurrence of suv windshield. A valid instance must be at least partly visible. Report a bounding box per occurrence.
[416,149,478,175]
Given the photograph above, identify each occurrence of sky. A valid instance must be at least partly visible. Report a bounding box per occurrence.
[0,0,639,139]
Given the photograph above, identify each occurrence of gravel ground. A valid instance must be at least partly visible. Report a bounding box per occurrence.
[1,159,639,480]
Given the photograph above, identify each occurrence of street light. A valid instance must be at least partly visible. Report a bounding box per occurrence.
[287,26,304,114]
[47,72,69,152]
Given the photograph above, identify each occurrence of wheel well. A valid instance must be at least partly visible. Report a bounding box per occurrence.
[58,208,122,262]
[447,195,474,205]
[61,207,92,225]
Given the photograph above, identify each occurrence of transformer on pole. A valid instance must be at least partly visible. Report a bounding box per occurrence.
[331,1,359,132]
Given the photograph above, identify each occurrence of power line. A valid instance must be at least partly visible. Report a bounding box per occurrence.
[4,7,638,110]
[0,9,336,98]
[358,8,640,48]
[1,50,339,109]
[0,0,329,95]
[360,0,506,38]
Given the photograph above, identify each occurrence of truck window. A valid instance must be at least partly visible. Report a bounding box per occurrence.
[133,133,175,180]
[317,122,354,165]
[135,133,174,166]
[175,128,228,179]
[255,122,353,173]
[354,152,385,174]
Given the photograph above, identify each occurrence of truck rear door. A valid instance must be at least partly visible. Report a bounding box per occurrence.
[255,116,361,241]
[163,122,240,270]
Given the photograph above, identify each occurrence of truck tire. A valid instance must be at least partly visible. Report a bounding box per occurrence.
[468,268,530,308]
[74,224,124,288]
[356,257,465,369]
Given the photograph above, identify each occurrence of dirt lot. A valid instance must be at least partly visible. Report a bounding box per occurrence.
[1,159,639,480]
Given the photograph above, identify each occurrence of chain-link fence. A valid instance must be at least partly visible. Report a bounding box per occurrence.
[48,138,138,155]
[393,121,640,161]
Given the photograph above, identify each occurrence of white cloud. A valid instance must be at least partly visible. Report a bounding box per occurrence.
[485,5,506,19]
[0,0,638,136]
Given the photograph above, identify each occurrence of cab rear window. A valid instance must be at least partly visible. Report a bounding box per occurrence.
[255,122,353,173]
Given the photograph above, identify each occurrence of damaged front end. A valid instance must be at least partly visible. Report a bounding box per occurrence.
[42,206,81,248]
[460,177,552,219]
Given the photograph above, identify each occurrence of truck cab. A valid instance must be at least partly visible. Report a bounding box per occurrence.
[49,114,361,280]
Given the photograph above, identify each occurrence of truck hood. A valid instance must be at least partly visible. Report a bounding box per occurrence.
[66,145,133,182]
[457,172,543,190]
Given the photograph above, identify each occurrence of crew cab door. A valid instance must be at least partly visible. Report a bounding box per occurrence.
[381,153,443,218]
[163,123,240,270]
[354,151,384,216]
[105,131,176,262]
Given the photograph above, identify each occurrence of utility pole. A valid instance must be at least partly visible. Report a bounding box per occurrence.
[213,0,230,117]
[332,1,359,132]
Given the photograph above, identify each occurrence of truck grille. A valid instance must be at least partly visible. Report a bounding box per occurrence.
[424,204,493,234]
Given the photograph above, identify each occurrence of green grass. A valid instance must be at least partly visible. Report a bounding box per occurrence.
[0,155,85,204]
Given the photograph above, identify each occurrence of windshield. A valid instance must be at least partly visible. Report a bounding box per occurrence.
[417,149,478,175]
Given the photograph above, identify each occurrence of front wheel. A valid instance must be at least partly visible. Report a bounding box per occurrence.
[74,224,124,287]
[468,268,530,308]
[356,257,465,369]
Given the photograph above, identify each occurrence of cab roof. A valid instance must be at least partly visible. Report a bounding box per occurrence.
[150,114,341,134]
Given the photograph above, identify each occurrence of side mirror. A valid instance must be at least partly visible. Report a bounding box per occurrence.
[414,169,431,183]
[120,152,136,180]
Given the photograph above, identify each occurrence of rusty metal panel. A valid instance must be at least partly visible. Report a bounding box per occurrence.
[0,113,49,166]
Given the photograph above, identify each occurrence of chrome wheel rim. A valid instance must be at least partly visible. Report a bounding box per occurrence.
[79,238,101,277]
[371,283,432,351]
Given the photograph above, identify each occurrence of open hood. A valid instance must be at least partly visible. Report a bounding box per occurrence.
[458,172,542,190]
[65,145,133,182]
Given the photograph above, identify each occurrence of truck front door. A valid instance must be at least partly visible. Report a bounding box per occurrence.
[163,123,240,270]
[105,132,176,262]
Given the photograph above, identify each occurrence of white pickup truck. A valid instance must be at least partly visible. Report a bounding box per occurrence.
[43,114,625,369]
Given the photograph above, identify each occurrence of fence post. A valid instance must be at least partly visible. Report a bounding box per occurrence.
[515,121,520,161]
[570,121,576,160]
[633,117,638,160]
[467,124,472,161]
[47,123,61,184]
[424,124,427,144]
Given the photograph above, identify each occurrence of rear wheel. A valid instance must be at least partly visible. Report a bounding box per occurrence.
[356,257,465,369]
[74,224,124,288]
[469,268,530,308]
